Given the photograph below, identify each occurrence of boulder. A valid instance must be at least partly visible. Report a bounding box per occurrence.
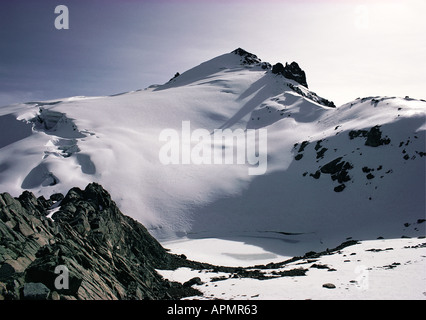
[183,277,203,287]
[22,282,50,300]
[0,263,16,280]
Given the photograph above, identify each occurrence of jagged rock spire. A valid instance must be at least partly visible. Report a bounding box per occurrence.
[272,61,308,88]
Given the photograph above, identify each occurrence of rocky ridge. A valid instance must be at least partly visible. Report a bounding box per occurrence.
[231,48,335,108]
[232,48,308,88]
[0,183,202,300]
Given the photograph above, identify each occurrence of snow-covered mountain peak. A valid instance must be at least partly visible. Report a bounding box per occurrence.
[160,48,334,110]
[160,48,268,90]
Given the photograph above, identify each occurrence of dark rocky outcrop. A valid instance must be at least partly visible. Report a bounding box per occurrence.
[0,183,200,300]
[320,157,354,186]
[168,72,180,82]
[233,48,307,88]
[232,48,271,69]
[348,125,391,147]
[286,83,336,108]
[272,62,308,88]
[232,48,261,65]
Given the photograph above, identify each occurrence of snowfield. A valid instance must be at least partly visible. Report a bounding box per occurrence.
[0,49,425,299]
[159,237,426,300]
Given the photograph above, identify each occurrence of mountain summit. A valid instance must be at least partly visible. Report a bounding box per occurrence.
[165,48,333,108]
[0,49,424,258]
[231,47,264,66]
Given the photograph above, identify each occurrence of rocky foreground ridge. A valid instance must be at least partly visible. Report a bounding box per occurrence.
[0,183,208,300]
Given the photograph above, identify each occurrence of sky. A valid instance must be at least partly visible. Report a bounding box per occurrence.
[0,0,425,107]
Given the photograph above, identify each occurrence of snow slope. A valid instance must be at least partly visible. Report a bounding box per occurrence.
[158,237,426,300]
[0,49,425,264]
